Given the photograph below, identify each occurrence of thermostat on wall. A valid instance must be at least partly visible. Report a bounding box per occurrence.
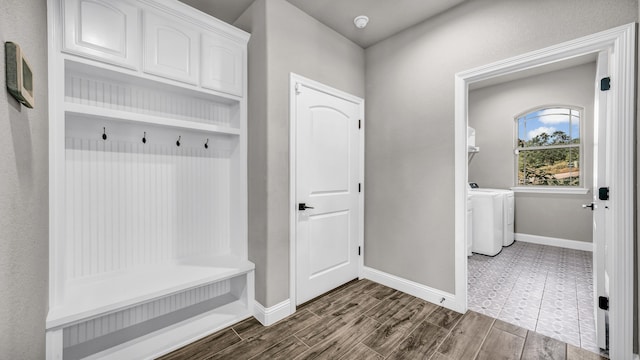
[5,42,34,108]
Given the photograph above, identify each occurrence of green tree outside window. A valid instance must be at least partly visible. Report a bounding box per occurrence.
[516,107,581,186]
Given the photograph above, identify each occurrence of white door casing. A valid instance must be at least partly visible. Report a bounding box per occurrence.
[290,74,364,306]
[592,50,609,350]
[455,24,635,359]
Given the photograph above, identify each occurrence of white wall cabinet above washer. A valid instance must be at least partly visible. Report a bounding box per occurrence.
[143,11,199,85]
[63,0,140,69]
[201,33,243,96]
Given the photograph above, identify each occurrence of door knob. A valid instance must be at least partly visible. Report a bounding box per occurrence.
[582,203,595,211]
[298,203,314,211]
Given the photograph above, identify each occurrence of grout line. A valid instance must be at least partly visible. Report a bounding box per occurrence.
[470,317,496,360]
[293,334,310,349]
[360,341,385,359]
[575,274,584,350]
[430,311,474,358]
[534,269,547,333]
[519,331,531,360]
[374,299,442,359]
[290,310,323,340]
[231,327,242,340]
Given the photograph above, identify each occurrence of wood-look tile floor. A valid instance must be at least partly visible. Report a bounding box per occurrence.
[158,279,606,360]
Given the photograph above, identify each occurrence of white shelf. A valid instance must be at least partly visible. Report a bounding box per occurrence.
[86,300,251,360]
[65,103,241,135]
[64,56,244,103]
[468,146,480,153]
[46,257,254,329]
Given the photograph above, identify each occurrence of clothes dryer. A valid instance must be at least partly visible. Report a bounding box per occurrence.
[468,191,503,256]
[469,188,515,247]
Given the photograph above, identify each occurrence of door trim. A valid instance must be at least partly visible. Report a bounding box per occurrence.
[289,73,365,314]
[454,23,635,358]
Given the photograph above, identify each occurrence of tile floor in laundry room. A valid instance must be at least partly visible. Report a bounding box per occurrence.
[467,241,600,354]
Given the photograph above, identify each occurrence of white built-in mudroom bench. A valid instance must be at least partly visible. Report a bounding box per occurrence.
[45,0,253,358]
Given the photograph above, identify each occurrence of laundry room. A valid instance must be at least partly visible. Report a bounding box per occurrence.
[466,60,599,350]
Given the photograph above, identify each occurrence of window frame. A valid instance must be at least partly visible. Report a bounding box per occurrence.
[512,105,585,191]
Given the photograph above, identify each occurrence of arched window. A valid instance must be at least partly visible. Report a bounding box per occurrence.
[515,106,582,187]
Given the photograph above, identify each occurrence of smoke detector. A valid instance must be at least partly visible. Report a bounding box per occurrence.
[354,15,369,29]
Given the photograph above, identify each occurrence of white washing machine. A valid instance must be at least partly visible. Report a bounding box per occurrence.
[468,190,503,256]
[471,188,515,246]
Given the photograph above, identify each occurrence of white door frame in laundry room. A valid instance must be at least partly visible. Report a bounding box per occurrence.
[289,73,365,316]
[453,23,635,359]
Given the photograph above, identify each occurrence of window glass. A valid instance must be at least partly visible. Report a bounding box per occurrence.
[515,107,581,187]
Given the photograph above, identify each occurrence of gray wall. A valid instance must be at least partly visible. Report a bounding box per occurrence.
[234,0,270,310]
[236,0,365,307]
[469,63,596,242]
[364,0,636,293]
[0,0,49,358]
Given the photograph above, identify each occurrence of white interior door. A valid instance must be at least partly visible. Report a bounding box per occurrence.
[294,78,362,305]
[591,50,610,350]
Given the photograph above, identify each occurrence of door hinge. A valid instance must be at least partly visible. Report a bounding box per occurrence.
[598,296,609,310]
[358,246,361,256]
[358,183,361,193]
[599,187,610,200]
[600,77,611,91]
[358,119,362,129]
[295,83,301,94]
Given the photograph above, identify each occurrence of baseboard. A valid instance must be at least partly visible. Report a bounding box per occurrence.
[515,233,593,252]
[253,299,292,326]
[361,267,464,313]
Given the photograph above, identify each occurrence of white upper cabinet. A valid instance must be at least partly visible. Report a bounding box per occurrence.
[143,12,199,85]
[201,34,244,96]
[62,0,248,95]
[63,0,140,69]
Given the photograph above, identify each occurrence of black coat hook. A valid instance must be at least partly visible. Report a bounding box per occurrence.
[142,132,147,144]
[176,136,181,147]
[204,138,209,149]
[102,127,107,141]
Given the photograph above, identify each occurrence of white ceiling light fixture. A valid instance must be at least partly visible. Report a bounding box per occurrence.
[353,15,369,29]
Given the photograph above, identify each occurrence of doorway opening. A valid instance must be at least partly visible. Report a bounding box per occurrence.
[454,23,635,360]
[466,61,599,352]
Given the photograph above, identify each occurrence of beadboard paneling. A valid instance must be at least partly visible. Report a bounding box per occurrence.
[65,136,233,280]
[62,280,231,348]
[65,61,239,128]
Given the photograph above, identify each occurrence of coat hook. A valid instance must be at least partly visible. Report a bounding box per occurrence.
[142,131,147,144]
[204,138,209,149]
[176,135,181,147]
[102,127,107,141]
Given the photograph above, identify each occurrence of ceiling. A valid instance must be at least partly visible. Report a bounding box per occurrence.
[178,0,256,24]
[178,0,466,48]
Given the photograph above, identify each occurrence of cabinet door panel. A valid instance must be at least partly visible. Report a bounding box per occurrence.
[201,34,243,96]
[64,0,139,69]
[144,12,199,85]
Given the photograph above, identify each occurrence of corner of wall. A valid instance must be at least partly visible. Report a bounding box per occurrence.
[0,1,49,358]
[234,0,271,307]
